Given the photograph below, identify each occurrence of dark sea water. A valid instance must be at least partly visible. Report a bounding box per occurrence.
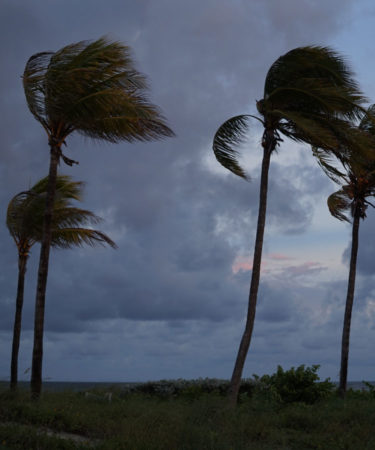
[1,380,373,392]
[345,381,374,391]
[0,381,136,392]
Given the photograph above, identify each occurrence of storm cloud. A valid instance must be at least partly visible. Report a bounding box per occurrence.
[0,0,374,383]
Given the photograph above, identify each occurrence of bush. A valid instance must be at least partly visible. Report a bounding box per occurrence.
[253,365,334,404]
[363,381,375,397]
[120,378,233,399]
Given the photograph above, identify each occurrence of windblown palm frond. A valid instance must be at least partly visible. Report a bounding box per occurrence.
[7,190,46,248]
[7,175,115,252]
[359,104,375,134]
[50,207,100,230]
[314,105,375,223]
[312,146,348,185]
[213,115,252,179]
[23,37,174,145]
[264,46,366,121]
[32,175,83,201]
[327,189,351,222]
[51,228,116,249]
[275,111,347,149]
[22,51,54,131]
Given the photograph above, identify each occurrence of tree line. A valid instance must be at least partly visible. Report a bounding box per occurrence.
[8,38,375,406]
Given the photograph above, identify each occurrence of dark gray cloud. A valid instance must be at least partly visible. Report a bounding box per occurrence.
[342,208,375,276]
[1,0,373,383]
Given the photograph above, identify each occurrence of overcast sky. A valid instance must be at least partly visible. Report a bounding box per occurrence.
[1,0,375,384]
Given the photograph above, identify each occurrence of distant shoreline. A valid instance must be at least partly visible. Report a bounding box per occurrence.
[1,380,374,392]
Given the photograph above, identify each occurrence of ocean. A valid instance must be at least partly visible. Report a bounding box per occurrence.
[1,380,373,392]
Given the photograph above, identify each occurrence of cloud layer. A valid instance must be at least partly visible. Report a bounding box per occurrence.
[0,0,374,383]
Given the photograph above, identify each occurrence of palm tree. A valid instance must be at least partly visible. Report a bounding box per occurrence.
[23,37,174,398]
[212,46,370,406]
[314,106,375,397]
[7,175,116,392]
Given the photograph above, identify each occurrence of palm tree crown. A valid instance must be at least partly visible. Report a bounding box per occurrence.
[7,175,116,252]
[213,46,368,179]
[327,159,375,221]
[23,37,174,152]
[315,106,375,221]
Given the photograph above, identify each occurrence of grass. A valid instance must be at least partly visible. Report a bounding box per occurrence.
[0,384,375,449]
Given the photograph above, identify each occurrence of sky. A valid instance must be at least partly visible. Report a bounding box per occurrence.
[1,0,375,384]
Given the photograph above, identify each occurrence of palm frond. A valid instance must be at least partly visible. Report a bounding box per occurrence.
[266,84,336,115]
[32,175,84,201]
[277,110,375,164]
[51,207,101,229]
[7,190,45,244]
[359,104,375,135]
[264,46,366,121]
[213,115,252,179]
[51,228,116,249]
[7,175,116,251]
[23,51,53,132]
[275,109,343,150]
[29,36,174,142]
[312,146,347,185]
[327,189,351,222]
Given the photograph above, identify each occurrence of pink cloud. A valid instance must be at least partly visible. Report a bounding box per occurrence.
[282,261,327,277]
[232,252,292,274]
[232,258,253,274]
[231,254,325,278]
[266,253,294,261]
[232,256,269,274]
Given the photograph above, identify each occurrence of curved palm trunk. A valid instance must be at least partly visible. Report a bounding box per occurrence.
[339,212,360,397]
[31,143,60,399]
[228,130,276,407]
[10,253,28,391]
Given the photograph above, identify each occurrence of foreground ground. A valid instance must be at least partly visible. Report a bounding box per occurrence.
[0,383,374,449]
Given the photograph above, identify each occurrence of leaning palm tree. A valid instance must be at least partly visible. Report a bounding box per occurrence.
[7,175,116,392]
[23,37,174,398]
[212,46,370,406]
[314,106,375,397]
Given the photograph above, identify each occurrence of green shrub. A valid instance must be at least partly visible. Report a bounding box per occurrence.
[120,378,255,399]
[253,364,334,404]
[363,381,375,397]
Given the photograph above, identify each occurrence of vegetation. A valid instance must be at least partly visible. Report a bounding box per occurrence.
[22,36,174,398]
[212,45,371,406]
[252,365,334,404]
[1,367,375,449]
[314,105,375,396]
[7,175,116,392]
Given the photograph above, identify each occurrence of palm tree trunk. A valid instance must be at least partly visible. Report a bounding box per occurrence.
[228,130,275,407]
[10,253,28,391]
[31,143,60,399]
[339,212,360,397]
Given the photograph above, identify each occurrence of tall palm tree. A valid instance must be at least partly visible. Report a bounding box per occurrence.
[7,175,116,392]
[212,46,370,406]
[314,106,375,397]
[23,37,174,398]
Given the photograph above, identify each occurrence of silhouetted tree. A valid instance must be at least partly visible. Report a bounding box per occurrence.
[213,46,369,406]
[23,37,174,398]
[7,175,116,391]
[314,105,375,397]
